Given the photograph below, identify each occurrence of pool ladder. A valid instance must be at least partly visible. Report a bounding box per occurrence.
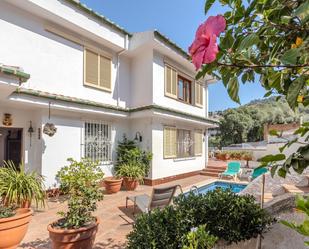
[190,185,199,195]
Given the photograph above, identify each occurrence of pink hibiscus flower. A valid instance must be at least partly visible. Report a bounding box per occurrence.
[189,15,226,70]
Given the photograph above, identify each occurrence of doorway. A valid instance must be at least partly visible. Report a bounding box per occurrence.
[0,127,23,169]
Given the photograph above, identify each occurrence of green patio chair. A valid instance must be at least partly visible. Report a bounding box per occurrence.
[248,167,268,181]
[219,162,241,181]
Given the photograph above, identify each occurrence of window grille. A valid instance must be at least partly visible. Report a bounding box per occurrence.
[83,121,112,163]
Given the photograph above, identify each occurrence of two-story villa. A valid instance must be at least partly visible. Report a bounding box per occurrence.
[0,0,217,187]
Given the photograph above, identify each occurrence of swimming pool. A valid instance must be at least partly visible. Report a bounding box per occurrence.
[190,181,247,195]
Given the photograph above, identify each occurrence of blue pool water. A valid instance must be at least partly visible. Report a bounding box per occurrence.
[190,181,247,195]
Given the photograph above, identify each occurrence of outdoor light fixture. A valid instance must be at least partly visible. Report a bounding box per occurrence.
[134,132,142,142]
[28,121,34,147]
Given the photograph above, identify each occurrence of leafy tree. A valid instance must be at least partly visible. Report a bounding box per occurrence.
[195,0,309,175]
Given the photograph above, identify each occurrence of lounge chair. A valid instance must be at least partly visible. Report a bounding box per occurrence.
[219,162,241,181]
[126,185,181,215]
[248,167,268,181]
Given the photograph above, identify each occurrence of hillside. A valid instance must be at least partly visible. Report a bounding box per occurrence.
[209,97,308,147]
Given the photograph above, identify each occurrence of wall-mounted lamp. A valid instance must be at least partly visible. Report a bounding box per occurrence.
[28,121,34,147]
[134,132,143,142]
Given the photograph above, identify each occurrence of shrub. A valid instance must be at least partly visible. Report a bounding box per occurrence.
[115,136,152,176]
[175,189,273,243]
[182,225,218,249]
[55,158,104,229]
[0,205,15,218]
[127,206,188,249]
[116,163,145,182]
[127,189,274,248]
[0,161,45,207]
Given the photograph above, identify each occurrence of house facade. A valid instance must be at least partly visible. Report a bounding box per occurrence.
[0,0,217,187]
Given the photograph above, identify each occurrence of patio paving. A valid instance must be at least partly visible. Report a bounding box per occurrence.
[18,175,215,249]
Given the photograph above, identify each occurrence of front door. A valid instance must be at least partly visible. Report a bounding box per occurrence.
[0,128,22,170]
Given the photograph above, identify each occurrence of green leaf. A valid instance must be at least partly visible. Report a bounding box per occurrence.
[287,77,306,109]
[238,34,259,50]
[280,48,300,65]
[227,77,240,104]
[278,167,287,178]
[270,165,279,177]
[205,0,216,15]
[259,154,286,162]
[294,0,309,22]
[269,129,279,136]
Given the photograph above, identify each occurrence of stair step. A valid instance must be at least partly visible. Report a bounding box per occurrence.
[202,169,224,173]
[200,171,219,177]
[282,184,309,194]
[206,167,226,171]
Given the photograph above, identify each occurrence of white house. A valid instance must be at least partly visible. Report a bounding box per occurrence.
[0,0,217,187]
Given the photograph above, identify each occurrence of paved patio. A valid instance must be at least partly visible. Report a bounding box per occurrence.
[18,175,215,249]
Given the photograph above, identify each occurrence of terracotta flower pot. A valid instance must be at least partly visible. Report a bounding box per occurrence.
[123,177,139,191]
[0,208,33,249]
[103,177,123,194]
[48,218,99,249]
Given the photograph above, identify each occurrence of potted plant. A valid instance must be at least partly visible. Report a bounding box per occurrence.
[103,176,123,194]
[47,158,104,249]
[0,161,45,208]
[242,151,253,167]
[0,205,32,249]
[220,152,230,161]
[116,163,145,191]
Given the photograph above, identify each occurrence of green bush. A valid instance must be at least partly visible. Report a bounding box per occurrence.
[127,206,187,249]
[0,205,15,218]
[182,225,218,249]
[55,158,104,229]
[0,161,45,207]
[175,189,273,243]
[116,163,145,182]
[115,136,152,176]
[127,189,274,248]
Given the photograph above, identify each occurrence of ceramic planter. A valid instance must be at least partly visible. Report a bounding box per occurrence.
[103,177,123,194]
[0,208,33,249]
[48,218,99,249]
[123,177,139,191]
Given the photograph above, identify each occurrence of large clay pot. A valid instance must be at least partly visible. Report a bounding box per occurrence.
[123,177,139,191]
[0,208,33,249]
[48,218,99,249]
[103,177,123,194]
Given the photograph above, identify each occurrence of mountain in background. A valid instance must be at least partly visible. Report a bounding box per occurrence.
[209,97,308,147]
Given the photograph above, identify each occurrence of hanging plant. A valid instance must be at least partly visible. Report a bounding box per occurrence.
[43,123,57,137]
[43,102,57,137]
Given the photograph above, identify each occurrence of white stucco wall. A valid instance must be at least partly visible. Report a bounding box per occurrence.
[152,51,207,117]
[151,118,206,180]
[0,106,42,173]
[130,48,153,107]
[0,1,130,108]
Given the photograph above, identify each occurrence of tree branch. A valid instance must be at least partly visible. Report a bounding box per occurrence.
[217,62,309,69]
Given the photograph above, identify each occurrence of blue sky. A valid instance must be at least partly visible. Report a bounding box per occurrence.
[82,0,266,111]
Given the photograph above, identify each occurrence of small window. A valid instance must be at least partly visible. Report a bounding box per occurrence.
[83,121,112,163]
[177,76,192,104]
[84,48,111,91]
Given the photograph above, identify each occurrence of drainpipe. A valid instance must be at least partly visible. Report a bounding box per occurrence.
[205,81,209,168]
[116,34,128,107]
